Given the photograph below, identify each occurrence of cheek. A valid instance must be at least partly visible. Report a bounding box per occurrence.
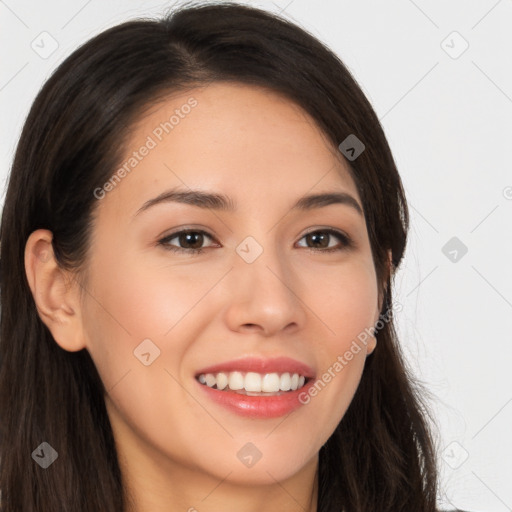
[84,247,211,341]
[80,249,176,385]
[80,251,209,457]
[306,256,379,348]
[81,245,228,392]
[297,259,377,429]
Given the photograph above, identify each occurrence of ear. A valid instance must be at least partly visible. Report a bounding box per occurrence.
[367,249,393,356]
[24,229,86,352]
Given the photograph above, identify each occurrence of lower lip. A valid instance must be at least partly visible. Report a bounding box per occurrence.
[196,379,314,418]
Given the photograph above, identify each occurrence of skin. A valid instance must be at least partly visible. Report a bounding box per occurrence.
[25,82,389,512]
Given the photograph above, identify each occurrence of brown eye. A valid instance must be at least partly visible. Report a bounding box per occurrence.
[158,229,217,254]
[175,231,205,249]
[297,229,353,252]
[305,232,330,249]
[158,227,353,256]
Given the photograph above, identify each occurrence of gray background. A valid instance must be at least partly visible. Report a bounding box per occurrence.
[1,1,511,510]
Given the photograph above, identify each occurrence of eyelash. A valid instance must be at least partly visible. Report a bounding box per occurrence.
[157,228,354,255]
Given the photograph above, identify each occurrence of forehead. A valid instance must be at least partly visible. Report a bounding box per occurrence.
[98,82,360,219]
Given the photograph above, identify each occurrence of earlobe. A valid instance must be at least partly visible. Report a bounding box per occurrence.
[366,306,380,357]
[365,334,377,356]
[24,229,86,352]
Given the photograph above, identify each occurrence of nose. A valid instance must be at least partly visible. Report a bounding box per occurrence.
[223,242,307,337]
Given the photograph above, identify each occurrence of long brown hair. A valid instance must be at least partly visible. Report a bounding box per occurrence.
[0,2,440,510]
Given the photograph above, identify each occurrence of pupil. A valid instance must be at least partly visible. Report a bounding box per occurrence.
[181,232,202,249]
[310,232,327,248]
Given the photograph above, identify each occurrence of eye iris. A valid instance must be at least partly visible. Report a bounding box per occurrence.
[308,232,328,248]
[180,232,203,249]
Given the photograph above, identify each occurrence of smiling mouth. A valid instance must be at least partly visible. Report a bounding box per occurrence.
[196,371,310,396]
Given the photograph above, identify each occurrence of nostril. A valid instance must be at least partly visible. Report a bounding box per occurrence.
[242,324,259,330]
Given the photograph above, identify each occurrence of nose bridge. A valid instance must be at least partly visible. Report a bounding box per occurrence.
[235,236,294,300]
[224,232,305,334]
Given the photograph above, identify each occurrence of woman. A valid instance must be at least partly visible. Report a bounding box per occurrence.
[0,1,471,511]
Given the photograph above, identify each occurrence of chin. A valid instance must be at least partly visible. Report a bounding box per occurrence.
[200,445,318,486]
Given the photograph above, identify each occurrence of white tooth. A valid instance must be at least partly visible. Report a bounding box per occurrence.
[279,372,291,391]
[244,372,262,392]
[206,371,305,392]
[228,371,244,390]
[216,372,228,390]
[205,373,216,388]
[261,373,280,392]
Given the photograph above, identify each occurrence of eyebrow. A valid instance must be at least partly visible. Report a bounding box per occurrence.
[133,187,363,218]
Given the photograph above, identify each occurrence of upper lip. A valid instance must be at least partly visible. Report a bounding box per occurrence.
[195,356,316,379]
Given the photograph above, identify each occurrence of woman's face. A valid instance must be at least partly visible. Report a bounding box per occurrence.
[77,83,383,491]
